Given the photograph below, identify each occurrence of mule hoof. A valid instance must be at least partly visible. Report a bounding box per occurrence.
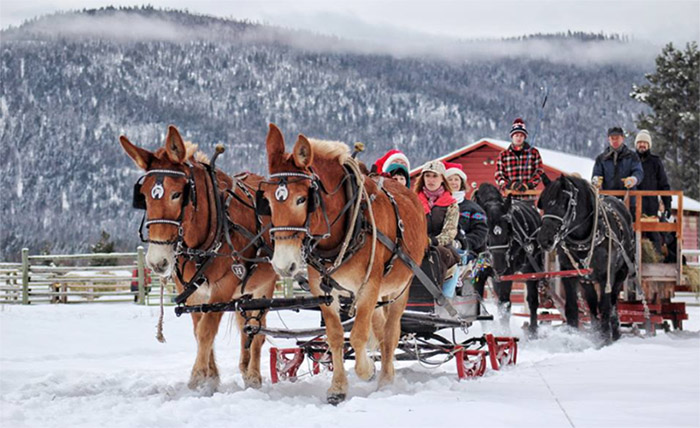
[188,377,219,395]
[356,362,376,382]
[377,372,394,389]
[327,393,346,406]
[244,375,262,389]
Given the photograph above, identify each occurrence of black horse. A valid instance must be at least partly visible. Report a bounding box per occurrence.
[474,183,543,334]
[537,175,635,342]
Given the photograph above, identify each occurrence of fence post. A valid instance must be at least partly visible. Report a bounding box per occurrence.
[137,246,146,305]
[21,248,29,305]
[283,277,294,298]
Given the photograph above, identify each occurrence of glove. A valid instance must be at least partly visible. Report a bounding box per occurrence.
[527,181,537,189]
[623,176,637,188]
[592,176,603,189]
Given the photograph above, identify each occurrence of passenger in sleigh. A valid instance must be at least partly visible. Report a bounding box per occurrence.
[443,162,488,293]
[414,160,460,298]
[371,149,412,188]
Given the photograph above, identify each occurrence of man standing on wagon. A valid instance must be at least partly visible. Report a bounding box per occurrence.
[635,129,672,254]
[592,127,644,217]
[494,118,545,202]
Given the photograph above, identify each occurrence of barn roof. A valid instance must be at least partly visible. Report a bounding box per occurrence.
[411,138,700,213]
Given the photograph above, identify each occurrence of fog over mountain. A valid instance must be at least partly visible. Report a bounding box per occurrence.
[1,7,652,260]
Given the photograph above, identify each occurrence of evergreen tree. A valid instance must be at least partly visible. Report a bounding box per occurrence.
[91,231,116,266]
[631,42,700,199]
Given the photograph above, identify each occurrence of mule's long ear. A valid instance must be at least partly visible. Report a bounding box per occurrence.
[164,125,188,164]
[504,194,512,212]
[293,134,313,169]
[164,125,187,163]
[266,123,285,171]
[120,136,153,170]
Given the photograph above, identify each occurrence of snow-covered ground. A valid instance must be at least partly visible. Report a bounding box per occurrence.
[1,300,699,428]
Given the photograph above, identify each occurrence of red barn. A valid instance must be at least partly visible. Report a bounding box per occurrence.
[410,138,700,260]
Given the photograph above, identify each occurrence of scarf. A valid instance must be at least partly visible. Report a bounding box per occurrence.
[418,187,456,214]
[452,190,466,204]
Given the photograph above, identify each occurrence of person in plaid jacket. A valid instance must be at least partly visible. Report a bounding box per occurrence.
[494,118,544,200]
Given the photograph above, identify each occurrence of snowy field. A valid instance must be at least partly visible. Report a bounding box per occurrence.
[1,300,699,428]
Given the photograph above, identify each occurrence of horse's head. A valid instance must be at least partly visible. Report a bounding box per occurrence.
[537,175,576,252]
[258,124,324,278]
[120,125,197,277]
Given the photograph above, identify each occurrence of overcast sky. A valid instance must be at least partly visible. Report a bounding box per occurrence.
[1,0,698,46]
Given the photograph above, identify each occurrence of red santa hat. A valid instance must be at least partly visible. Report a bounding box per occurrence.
[443,161,467,184]
[374,149,410,173]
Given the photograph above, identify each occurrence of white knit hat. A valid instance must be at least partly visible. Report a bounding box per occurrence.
[635,130,652,149]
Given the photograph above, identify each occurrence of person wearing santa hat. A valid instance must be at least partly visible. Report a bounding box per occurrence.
[373,149,411,174]
[444,162,487,257]
[494,118,544,201]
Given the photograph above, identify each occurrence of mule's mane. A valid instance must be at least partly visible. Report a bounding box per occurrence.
[539,174,592,209]
[475,182,503,206]
[154,141,209,164]
[308,138,350,165]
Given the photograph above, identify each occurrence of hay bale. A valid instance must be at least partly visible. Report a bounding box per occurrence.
[641,239,662,263]
[683,265,700,294]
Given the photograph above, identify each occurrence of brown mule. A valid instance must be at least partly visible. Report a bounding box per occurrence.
[259,124,427,404]
[120,125,277,391]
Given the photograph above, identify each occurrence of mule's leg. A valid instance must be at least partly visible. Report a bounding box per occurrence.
[610,271,627,341]
[350,280,381,382]
[525,280,539,336]
[598,289,613,344]
[495,279,512,328]
[378,287,409,388]
[235,311,252,383]
[189,310,224,390]
[371,306,387,351]
[581,281,600,331]
[320,303,349,404]
[562,277,579,328]
[243,311,267,388]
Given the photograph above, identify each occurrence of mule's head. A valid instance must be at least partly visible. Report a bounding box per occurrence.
[482,196,513,275]
[120,125,196,276]
[258,124,320,278]
[536,175,570,252]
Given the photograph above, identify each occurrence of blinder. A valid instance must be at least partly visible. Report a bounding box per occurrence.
[132,169,195,211]
[255,189,271,216]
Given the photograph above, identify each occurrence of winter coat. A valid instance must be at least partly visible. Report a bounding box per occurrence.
[455,199,488,254]
[637,151,672,216]
[494,142,544,198]
[592,144,644,192]
[417,191,459,246]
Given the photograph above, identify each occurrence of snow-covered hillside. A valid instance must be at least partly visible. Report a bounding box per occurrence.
[0,7,652,260]
[1,301,698,428]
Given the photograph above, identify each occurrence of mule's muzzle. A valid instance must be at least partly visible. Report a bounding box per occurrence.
[273,261,299,279]
[150,258,171,276]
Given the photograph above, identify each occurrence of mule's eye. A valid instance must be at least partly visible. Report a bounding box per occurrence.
[172,192,182,200]
[296,196,307,205]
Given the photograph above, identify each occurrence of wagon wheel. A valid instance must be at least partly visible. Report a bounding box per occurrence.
[269,347,305,384]
[485,334,518,370]
[455,348,488,379]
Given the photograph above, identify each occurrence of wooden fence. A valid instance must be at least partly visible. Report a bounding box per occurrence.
[1,247,300,305]
[0,247,179,305]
